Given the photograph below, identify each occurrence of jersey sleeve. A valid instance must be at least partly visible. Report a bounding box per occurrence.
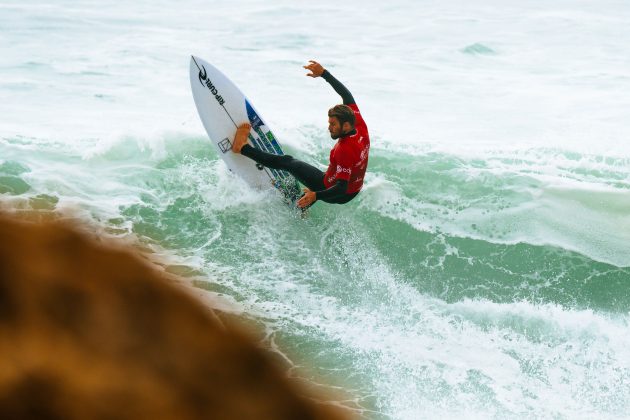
[348,103,366,132]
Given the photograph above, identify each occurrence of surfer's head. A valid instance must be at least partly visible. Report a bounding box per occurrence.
[328,104,355,139]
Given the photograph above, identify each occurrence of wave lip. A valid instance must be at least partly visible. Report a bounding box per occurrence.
[461,43,497,55]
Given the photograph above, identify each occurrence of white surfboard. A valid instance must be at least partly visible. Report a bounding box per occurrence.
[189,56,300,203]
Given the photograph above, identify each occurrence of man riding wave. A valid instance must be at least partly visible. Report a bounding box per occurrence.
[231,60,370,209]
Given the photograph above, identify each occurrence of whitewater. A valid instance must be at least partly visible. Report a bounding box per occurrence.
[1,0,629,418]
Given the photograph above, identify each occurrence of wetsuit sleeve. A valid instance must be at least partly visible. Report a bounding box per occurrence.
[321,70,355,105]
[315,179,348,201]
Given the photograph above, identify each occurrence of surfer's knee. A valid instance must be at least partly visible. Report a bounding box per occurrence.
[278,155,295,166]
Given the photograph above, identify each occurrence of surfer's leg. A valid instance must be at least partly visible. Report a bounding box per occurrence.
[233,124,325,190]
[239,145,324,190]
[279,158,326,191]
[232,123,299,171]
[240,144,289,169]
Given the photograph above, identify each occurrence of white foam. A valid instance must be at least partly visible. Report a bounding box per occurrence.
[216,215,630,418]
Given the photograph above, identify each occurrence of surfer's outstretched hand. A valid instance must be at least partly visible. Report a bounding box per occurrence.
[297,188,316,208]
[303,60,325,78]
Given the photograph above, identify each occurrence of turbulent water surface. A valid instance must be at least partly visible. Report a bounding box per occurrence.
[2,1,630,418]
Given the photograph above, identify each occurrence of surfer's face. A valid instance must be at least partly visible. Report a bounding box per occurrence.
[328,116,343,139]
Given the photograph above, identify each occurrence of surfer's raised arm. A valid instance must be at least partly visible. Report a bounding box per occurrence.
[303,60,355,105]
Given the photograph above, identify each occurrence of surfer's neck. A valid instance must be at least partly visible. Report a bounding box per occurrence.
[340,129,357,139]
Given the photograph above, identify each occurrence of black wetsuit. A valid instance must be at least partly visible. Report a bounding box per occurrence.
[240,70,358,204]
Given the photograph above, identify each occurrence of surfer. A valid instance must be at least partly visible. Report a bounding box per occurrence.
[232,60,370,208]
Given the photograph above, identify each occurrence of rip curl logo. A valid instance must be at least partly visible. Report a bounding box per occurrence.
[198,65,225,106]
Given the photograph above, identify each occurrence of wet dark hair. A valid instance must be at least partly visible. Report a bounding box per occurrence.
[328,104,355,128]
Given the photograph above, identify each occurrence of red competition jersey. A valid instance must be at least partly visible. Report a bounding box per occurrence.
[323,104,370,194]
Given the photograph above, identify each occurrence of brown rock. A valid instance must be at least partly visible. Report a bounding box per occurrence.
[0,214,350,420]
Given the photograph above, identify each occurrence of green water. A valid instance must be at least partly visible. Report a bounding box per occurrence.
[1,133,629,418]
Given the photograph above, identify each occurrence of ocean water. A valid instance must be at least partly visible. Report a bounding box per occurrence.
[2,0,630,418]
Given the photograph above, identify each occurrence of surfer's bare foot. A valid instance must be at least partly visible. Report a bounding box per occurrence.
[232,123,251,153]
